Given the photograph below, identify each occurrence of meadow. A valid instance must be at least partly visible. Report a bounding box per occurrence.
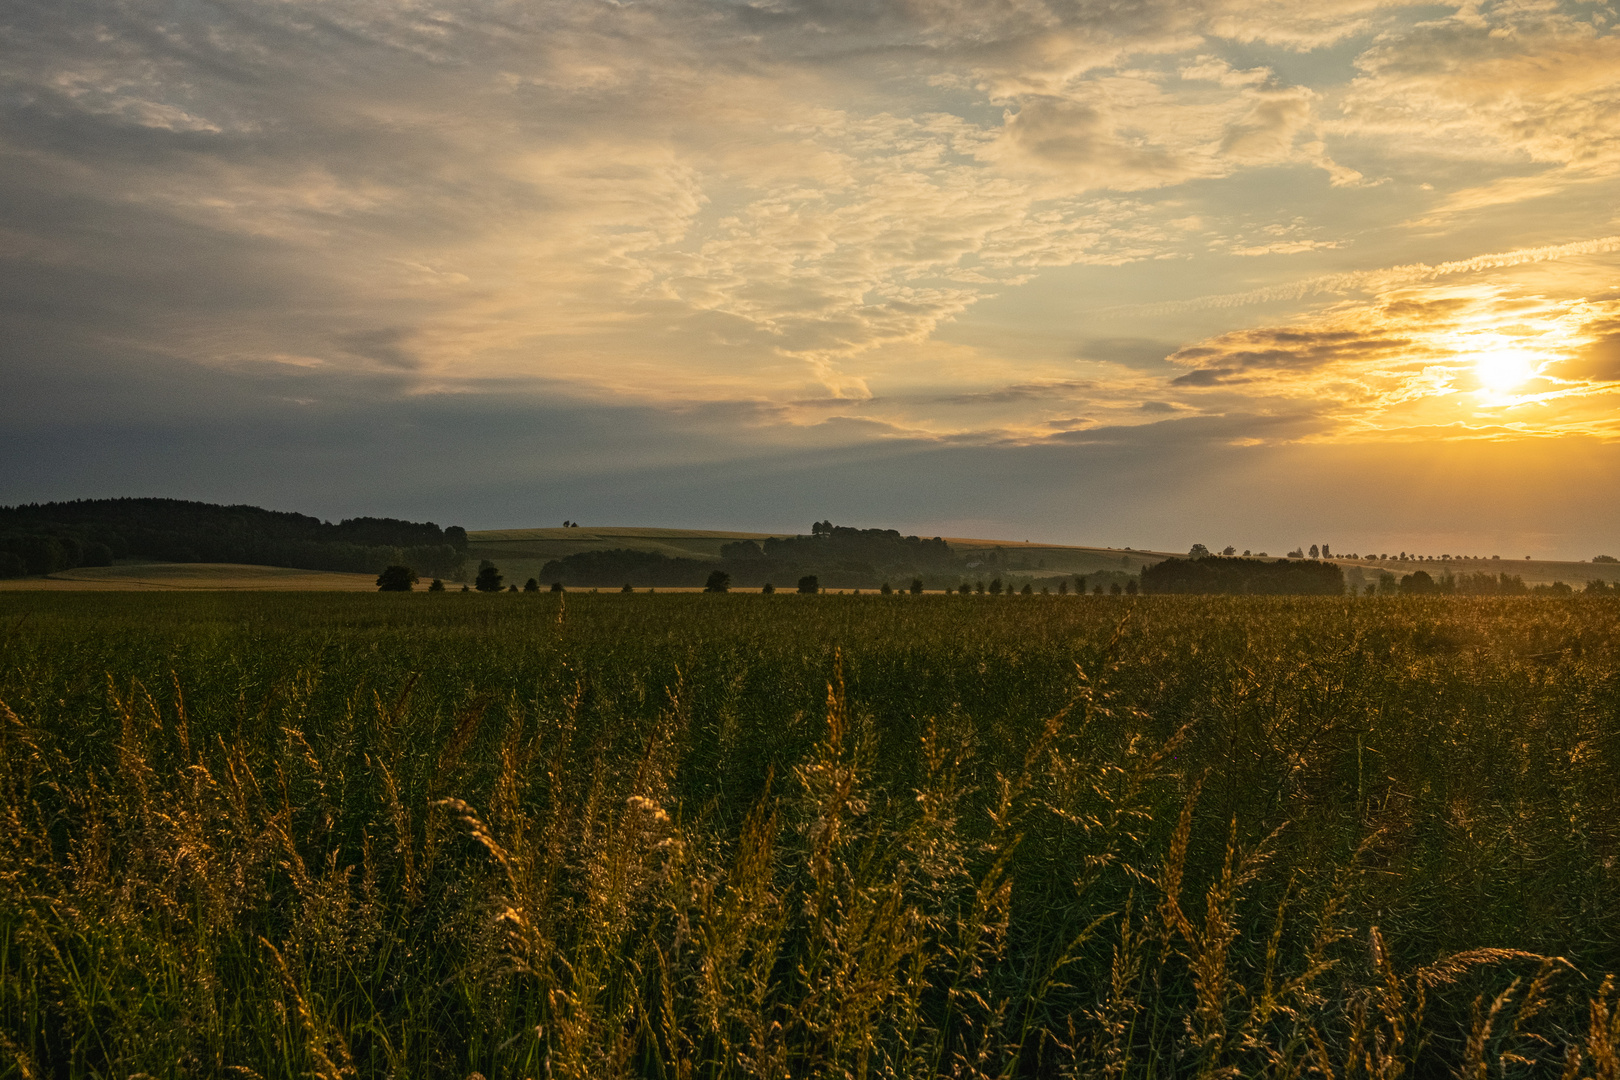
[2,591,1618,1078]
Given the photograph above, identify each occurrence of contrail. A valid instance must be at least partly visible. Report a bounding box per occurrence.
[1118,235,1620,315]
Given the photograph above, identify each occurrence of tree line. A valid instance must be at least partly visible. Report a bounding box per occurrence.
[0,498,466,579]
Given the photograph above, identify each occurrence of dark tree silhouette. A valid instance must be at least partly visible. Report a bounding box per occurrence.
[880,582,892,594]
[376,565,418,592]
[428,578,445,592]
[550,582,564,592]
[621,583,634,593]
[524,578,540,592]
[1020,582,1033,595]
[474,561,503,592]
[704,570,731,593]
[910,578,924,595]
[1399,570,1438,595]
[762,582,775,594]
[797,575,819,594]
[958,582,971,595]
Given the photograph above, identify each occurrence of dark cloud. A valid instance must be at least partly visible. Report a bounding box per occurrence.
[1170,367,1243,386]
[1167,327,1414,383]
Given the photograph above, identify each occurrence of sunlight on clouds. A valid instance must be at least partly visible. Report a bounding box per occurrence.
[1164,279,1620,442]
[6,0,1620,461]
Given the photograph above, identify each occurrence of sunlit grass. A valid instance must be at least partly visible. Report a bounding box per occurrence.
[2,591,1619,1077]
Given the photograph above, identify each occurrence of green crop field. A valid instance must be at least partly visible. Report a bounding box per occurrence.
[2,591,1619,1078]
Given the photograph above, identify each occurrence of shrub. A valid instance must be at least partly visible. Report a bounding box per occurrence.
[622,583,634,593]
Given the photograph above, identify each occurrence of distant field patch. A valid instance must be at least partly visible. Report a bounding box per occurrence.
[0,562,380,590]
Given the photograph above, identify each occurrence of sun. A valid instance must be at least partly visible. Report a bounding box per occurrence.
[1474,348,1538,394]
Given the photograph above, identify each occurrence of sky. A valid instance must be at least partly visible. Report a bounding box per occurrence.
[3,0,1619,557]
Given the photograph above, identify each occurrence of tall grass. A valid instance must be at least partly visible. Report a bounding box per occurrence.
[1,591,1618,1077]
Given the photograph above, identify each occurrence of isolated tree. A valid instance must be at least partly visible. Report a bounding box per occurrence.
[1110,582,1123,595]
[376,565,418,592]
[880,582,893,594]
[910,578,924,595]
[989,578,1002,595]
[551,581,565,592]
[524,578,540,592]
[621,583,633,592]
[1075,576,1086,594]
[1222,546,1236,557]
[428,578,445,592]
[1057,580,1068,595]
[474,561,503,592]
[797,575,819,594]
[705,570,731,593]
[1188,543,1211,558]
[506,584,518,592]
[1309,544,1320,559]
[1321,543,1332,558]
[1021,582,1033,595]
[762,582,775,594]
[1125,579,1138,595]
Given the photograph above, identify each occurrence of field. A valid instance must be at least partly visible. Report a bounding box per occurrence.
[0,563,381,592]
[3,591,1620,1078]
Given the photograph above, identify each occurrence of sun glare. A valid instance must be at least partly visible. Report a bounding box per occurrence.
[1474,348,1538,394]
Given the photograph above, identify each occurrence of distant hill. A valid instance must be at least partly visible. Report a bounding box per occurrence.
[468,522,1175,590]
[0,498,466,580]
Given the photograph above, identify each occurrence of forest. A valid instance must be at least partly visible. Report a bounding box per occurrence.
[0,498,467,579]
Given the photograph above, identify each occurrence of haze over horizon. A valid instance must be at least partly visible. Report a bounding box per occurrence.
[3,0,1618,558]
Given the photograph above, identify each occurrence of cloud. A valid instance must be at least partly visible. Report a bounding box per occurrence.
[1160,280,1620,441]
[5,0,1620,551]
[1335,4,1620,212]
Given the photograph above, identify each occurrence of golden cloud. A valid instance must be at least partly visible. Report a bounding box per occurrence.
[1165,283,1620,441]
